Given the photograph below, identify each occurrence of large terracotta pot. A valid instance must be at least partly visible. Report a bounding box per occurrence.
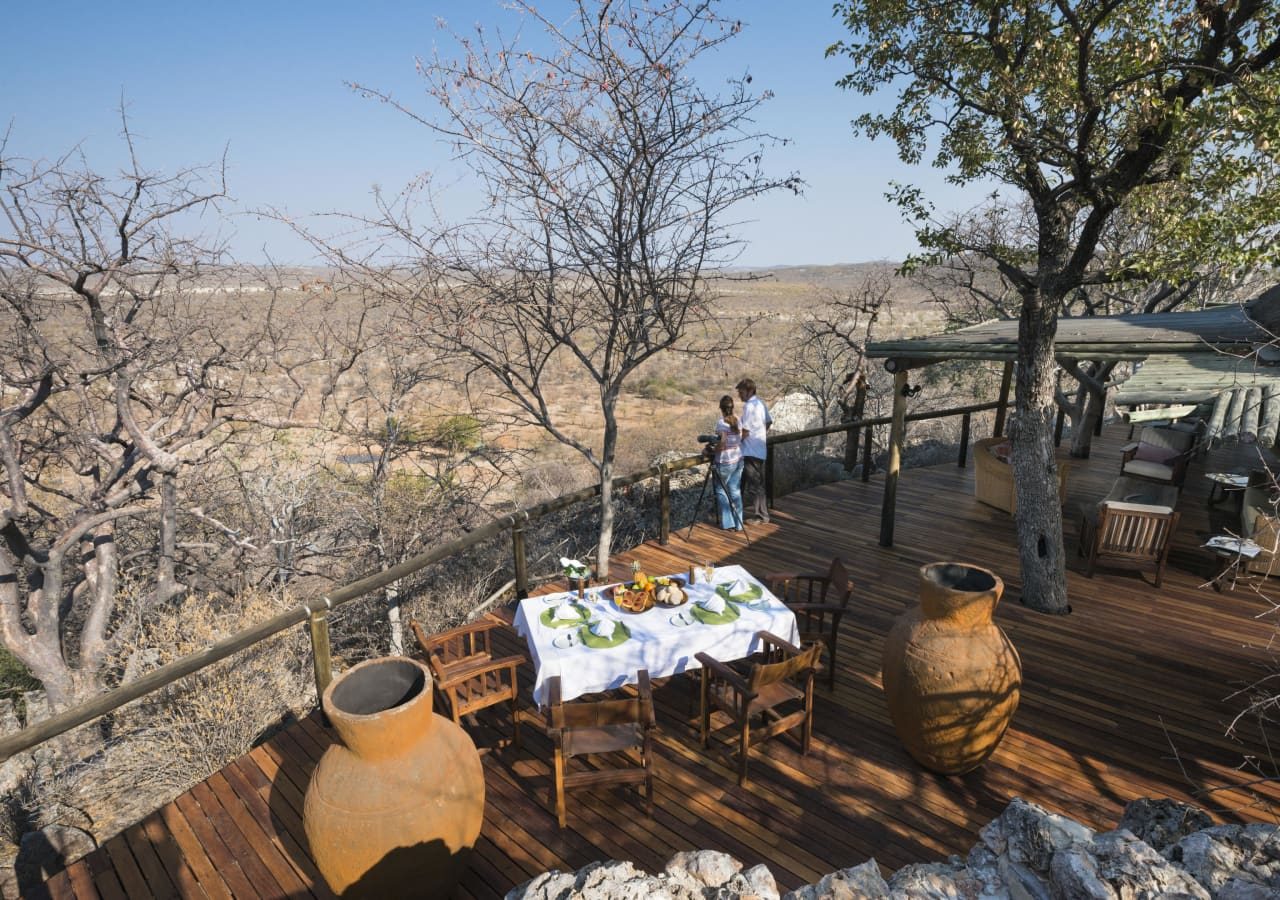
[304,656,484,897]
[882,562,1021,774]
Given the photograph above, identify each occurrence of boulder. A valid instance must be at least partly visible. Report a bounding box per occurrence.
[1049,829,1209,899]
[782,859,889,899]
[1168,824,1280,894]
[14,825,96,892]
[1117,799,1212,853]
[769,393,824,436]
[980,798,1094,874]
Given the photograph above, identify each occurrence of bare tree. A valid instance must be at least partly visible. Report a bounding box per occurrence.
[775,274,891,450]
[340,0,798,575]
[0,123,291,710]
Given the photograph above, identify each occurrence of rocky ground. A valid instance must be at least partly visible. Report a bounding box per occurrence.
[507,797,1280,900]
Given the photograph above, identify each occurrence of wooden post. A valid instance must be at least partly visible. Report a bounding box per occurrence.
[861,426,873,482]
[512,516,529,600]
[958,412,971,468]
[880,371,909,547]
[659,468,671,545]
[993,360,1013,437]
[309,603,333,723]
[1054,408,1066,447]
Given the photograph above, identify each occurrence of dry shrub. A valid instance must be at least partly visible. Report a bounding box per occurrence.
[104,590,311,798]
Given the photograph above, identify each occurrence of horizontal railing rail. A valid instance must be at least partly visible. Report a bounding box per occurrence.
[0,401,993,763]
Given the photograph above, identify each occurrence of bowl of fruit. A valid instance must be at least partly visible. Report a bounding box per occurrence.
[613,582,655,613]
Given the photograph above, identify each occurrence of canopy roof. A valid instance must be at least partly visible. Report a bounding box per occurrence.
[866,286,1280,369]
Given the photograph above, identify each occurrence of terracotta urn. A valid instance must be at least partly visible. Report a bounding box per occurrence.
[882,562,1021,775]
[304,656,484,897]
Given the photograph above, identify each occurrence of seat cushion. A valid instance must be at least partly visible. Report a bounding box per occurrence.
[1122,459,1176,482]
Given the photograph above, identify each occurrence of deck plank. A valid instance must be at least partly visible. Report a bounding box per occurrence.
[53,424,1280,896]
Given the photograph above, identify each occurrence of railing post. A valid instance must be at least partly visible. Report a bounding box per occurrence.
[659,467,671,546]
[880,370,909,547]
[308,600,333,725]
[993,360,1013,437]
[861,425,873,482]
[512,515,529,600]
[765,450,775,507]
[958,412,971,468]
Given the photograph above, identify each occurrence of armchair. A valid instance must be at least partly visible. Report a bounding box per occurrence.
[973,436,1071,514]
[1241,472,1280,576]
[1120,426,1196,487]
[697,632,822,786]
[767,557,854,688]
[1079,500,1180,587]
[411,616,527,750]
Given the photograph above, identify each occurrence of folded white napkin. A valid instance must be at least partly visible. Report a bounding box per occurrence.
[699,594,726,614]
[554,602,578,621]
[590,618,617,638]
[727,577,753,596]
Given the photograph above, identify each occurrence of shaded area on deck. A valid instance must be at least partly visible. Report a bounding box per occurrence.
[46,424,1280,898]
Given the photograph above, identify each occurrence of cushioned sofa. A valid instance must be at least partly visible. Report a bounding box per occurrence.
[973,436,1071,514]
[1240,476,1280,576]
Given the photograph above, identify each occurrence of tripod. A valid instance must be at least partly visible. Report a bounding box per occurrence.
[687,458,749,543]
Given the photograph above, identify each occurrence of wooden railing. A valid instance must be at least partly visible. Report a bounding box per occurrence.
[0,400,997,763]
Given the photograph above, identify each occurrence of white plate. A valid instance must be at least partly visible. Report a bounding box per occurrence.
[669,611,694,627]
[552,631,580,649]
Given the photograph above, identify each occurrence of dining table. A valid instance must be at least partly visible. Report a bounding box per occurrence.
[511,564,800,706]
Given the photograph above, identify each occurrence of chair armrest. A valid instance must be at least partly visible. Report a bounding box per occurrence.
[435,654,526,691]
[695,652,752,694]
[785,602,846,614]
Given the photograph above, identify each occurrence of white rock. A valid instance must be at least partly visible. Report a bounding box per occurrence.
[782,859,890,899]
[664,850,743,888]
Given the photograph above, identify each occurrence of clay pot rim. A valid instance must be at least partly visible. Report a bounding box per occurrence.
[919,561,1003,595]
[323,656,433,721]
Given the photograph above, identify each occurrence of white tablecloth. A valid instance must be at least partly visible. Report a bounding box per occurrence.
[512,564,800,705]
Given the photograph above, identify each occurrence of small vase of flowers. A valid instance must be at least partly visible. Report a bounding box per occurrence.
[560,557,592,598]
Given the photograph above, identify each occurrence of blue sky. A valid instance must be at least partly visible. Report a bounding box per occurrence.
[2,1,985,268]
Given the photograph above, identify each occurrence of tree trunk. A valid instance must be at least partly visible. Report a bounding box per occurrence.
[1011,293,1069,614]
[843,376,869,473]
[1067,361,1116,459]
[595,398,619,580]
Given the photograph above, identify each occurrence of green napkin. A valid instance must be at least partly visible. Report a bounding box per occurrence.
[690,601,741,626]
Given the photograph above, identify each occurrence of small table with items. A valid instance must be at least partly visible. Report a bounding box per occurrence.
[1202,535,1264,592]
[1205,472,1250,508]
[511,564,800,705]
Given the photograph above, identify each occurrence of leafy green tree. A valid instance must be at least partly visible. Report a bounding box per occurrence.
[830,1,1280,613]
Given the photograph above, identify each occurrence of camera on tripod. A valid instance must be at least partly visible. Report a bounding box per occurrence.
[697,433,720,458]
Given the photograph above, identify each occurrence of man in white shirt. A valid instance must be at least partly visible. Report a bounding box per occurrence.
[736,378,772,523]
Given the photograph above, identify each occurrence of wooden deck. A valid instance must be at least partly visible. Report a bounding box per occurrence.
[45,425,1280,899]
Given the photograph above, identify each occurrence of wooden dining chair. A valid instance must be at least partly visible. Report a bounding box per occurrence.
[697,632,822,787]
[545,670,657,828]
[410,616,527,750]
[767,557,854,688]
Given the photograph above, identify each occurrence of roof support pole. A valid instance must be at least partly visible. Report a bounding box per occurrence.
[993,361,1014,437]
[879,370,909,548]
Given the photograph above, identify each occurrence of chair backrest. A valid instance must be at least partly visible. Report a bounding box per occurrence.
[747,642,822,693]
[1096,502,1179,559]
[548,671,653,732]
[1138,426,1195,455]
[410,619,495,676]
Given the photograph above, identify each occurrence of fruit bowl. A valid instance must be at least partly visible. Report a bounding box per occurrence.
[613,585,655,614]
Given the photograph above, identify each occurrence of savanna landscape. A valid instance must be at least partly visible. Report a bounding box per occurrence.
[5,0,1280,895]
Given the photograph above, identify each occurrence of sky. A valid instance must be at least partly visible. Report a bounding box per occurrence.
[2,1,987,268]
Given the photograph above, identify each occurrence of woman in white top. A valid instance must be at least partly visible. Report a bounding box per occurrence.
[713,395,745,530]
